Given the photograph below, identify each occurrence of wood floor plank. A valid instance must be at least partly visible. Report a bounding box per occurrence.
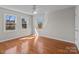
[0,35,78,54]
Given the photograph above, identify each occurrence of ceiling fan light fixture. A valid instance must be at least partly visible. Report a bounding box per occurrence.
[33,11,37,14]
[33,5,37,14]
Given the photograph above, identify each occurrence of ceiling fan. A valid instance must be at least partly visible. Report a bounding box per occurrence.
[32,5,37,14]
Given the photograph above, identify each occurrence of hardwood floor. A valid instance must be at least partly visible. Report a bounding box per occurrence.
[0,35,78,54]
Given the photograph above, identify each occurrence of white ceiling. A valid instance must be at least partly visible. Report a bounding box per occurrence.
[0,5,75,15]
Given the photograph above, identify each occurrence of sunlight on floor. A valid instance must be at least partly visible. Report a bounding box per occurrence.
[19,36,34,40]
[34,28,39,45]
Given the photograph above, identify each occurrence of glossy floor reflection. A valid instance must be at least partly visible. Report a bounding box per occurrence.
[0,35,78,54]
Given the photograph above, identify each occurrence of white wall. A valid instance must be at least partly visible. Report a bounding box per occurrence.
[37,7,75,43]
[75,6,79,49]
[0,6,75,44]
[0,7,32,42]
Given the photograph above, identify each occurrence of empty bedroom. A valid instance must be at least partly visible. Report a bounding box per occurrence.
[0,5,79,54]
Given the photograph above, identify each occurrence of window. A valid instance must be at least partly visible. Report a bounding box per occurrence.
[37,15,45,29]
[21,17,27,29]
[5,15,16,30]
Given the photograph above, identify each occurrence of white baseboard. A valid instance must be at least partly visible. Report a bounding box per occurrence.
[40,35,75,44]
